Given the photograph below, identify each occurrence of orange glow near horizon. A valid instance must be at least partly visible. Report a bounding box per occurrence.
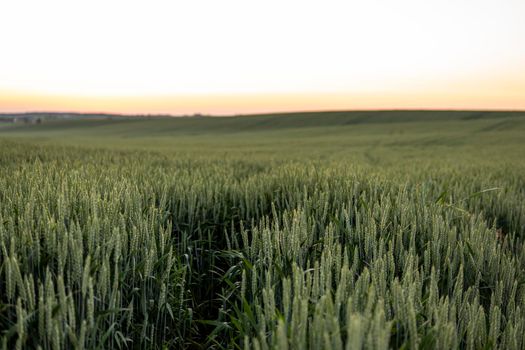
[1,0,524,114]
[2,89,524,115]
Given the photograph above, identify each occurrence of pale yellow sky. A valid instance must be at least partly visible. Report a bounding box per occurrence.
[1,0,524,114]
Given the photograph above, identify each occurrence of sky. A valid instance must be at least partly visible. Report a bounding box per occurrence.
[0,0,524,115]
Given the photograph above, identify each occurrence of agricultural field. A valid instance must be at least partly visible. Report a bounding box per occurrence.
[0,111,525,349]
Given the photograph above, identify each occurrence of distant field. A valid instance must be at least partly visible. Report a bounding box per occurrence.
[1,111,524,349]
[1,110,525,159]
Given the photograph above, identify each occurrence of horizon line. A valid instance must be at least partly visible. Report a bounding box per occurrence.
[2,107,525,118]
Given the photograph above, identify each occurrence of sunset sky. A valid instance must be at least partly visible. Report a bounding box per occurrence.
[1,0,524,115]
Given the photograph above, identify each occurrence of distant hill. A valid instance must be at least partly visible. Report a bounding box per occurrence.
[1,110,524,124]
[1,109,524,155]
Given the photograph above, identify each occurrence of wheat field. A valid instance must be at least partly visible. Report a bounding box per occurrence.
[0,111,524,349]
